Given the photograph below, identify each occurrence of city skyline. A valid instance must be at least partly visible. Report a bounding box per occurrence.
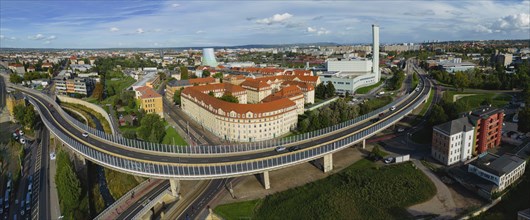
[0,0,529,48]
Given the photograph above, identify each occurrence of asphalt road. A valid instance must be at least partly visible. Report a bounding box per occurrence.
[177,179,227,220]
[115,180,170,220]
[0,74,6,109]
[21,82,427,165]
[36,128,51,220]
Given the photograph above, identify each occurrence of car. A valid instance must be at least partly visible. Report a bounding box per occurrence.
[82,132,89,138]
[390,106,396,111]
[275,146,286,152]
[20,201,25,216]
[370,118,380,123]
[20,138,26,145]
[397,128,405,132]
[18,130,24,136]
[378,113,384,118]
[288,146,300,152]
[384,157,394,164]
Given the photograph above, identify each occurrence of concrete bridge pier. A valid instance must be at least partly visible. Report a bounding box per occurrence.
[322,154,333,173]
[169,179,180,198]
[259,171,270,189]
[362,139,366,149]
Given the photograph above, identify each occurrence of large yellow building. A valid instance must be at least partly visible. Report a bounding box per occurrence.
[135,86,164,118]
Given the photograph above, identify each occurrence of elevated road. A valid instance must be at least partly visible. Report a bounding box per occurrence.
[4,63,431,180]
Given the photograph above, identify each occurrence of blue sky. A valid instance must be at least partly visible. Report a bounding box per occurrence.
[1,0,529,48]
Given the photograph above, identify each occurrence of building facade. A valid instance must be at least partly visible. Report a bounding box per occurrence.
[135,86,164,118]
[432,117,475,166]
[181,84,299,142]
[54,77,95,96]
[468,153,526,192]
[468,107,504,154]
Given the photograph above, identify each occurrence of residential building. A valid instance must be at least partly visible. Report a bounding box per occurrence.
[181,84,299,142]
[8,63,25,74]
[468,153,526,192]
[432,117,475,166]
[240,79,273,104]
[468,107,504,154]
[135,86,164,118]
[223,75,246,85]
[6,92,25,122]
[165,77,219,101]
[262,86,305,114]
[54,77,94,96]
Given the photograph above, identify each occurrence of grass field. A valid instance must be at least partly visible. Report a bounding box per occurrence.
[215,159,436,220]
[104,168,142,199]
[214,200,262,220]
[445,91,511,111]
[355,81,383,94]
[162,122,187,145]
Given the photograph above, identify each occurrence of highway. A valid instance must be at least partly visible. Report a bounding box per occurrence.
[116,181,170,220]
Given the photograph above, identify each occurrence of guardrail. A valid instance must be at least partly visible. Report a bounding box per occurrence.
[55,80,421,155]
[94,178,154,220]
[27,77,430,179]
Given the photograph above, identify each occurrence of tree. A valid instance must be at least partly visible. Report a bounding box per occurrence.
[219,93,239,103]
[173,88,183,105]
[429,104,448,126]
[518,107,530,133]
[208,91,215,96]
[9,73,23,84]
[202,70,211,78]
[91,82,104,101]
[213,72,224,79]
[315,83,326,99]
[123,130,137,139]
[299,118,310,132]
[180,66,189,80]
[55,151,81,217]
[325,82,336,98]
[23,106,36,129]
[137,114,166,143]
[454,71,469,90]
[158,72,167,81]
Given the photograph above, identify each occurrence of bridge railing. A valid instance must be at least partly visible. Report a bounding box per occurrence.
[59,79,423,155]
[30,80,430,179]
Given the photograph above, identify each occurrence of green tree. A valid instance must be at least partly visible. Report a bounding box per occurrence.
[23,106,36,129]
[91,82,104,101]
[208,91,215,96]
[219,93,239,103]
[137,114,166,143]
[315,83,327,99]
[9,73,23,84]
[213,72,224,79]
[173,88,183,105]
[55,150,82,217]
[299,118,310,132]
[325,82,336,98]
[429,104,448,126]
[123,130,137,139]
[518,107,530,133]
[454,71,469,90]
[180,66,189,80]
[202,70,211,78]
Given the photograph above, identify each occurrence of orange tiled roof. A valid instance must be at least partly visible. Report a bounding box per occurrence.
[189,77,217,85]
[281,80,314,91]
[135,86,162,99]
[182,86,295,116]
[69,55,77,60]
[262,86,303,103]
[192,83,246,94]
[240,79,272,91]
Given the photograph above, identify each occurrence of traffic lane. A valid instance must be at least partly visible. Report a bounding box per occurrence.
[116,181,170,220]
[27,78,428,165]
[38,129,51,220]
[178,179,227,220]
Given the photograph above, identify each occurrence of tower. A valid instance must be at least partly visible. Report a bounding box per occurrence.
[202,48,218,67]
[372,24,380,81]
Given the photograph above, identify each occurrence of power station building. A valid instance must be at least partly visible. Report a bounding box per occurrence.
[319,25,381,94]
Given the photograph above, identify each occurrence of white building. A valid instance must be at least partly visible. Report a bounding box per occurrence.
[318,24,381,94]
[432,117,475,166]
[468,153,526,192]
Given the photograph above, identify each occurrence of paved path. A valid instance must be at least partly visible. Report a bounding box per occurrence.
[407,160,457,219]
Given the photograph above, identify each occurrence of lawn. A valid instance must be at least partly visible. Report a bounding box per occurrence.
[215,159,436,220]
[214,200,262,220]
[355,81,383,94]
[445,91,511,111]
[104,168,142,200]
[162,123,187,145]
[419,88,435,117]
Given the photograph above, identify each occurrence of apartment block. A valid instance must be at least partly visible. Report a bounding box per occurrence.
[135,86,164,118]
[432,117,475,166]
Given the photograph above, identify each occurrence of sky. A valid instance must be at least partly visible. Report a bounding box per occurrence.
[0,0,529,48]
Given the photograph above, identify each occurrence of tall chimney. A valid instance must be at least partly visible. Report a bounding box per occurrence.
[372,24,380,81]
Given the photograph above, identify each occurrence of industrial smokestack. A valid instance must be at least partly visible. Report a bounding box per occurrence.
[372,24,380,81]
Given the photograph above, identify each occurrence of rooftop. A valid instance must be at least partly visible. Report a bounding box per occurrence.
[470,153,526,176]
[135,86,162,99]
[434,117,474,136]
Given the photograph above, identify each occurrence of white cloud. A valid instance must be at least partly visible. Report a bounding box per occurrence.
[136,28,144,34]
[171,3,180,8]
[109,27,119,32]
[256,13,293,25]
[492,13,530,31]
[474,24,493,33]
[28,33,45,40]
[196,30,205,34]
[0,35,4,40]
[10,37,16,40]
[307,27,330,35]
[43,41,51,44]
[47,35,56,40]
